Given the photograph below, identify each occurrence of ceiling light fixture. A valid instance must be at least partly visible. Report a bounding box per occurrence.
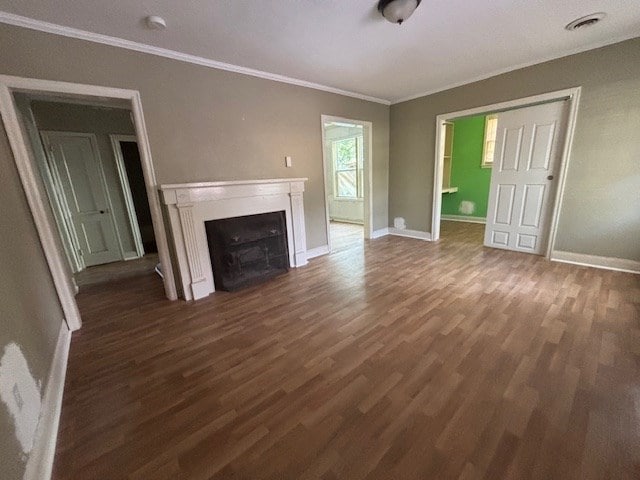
[145,15,167,30]
[565,12,606,31]
[378,0,422,25]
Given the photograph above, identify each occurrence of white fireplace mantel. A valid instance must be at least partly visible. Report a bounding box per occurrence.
[161,178,308,301]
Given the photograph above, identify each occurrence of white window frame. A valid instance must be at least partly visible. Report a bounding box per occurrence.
[332,135,364,199]
[482,115,498,168]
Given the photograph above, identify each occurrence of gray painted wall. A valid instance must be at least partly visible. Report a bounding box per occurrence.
[0,24,390,251]
[390,37,640,261]
[0,122,65,479]
[30,101,139,261]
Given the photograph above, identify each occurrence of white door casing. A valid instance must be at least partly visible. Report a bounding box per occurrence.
[320,115,373,252]
[41,131,122,266]
[0,75,180,333]
[110,134,145,259]
[484,101,568,255]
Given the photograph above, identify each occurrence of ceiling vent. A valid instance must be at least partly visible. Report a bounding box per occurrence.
[565,13,606,31]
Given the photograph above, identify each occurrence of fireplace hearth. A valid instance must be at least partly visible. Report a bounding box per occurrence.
[205,211,289,291]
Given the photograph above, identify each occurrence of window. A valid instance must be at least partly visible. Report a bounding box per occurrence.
[482,115,498,167]
[333,135,364,199]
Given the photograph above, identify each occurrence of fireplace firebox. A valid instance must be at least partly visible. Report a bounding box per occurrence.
[205,211,289,291]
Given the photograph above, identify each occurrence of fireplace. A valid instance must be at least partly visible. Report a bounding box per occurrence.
[160,178,307,301]
[205,211,289,291]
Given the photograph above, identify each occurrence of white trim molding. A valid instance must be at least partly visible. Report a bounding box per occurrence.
[23,322,71,480]
[0,81,82,330]
[109,134,145,259]
[431,87,582,262]
[0,12,390,106]
[389,228,432,241]
[371,227,389,239]
[161,178,309,301]
[0,74,179,332]
[307,245,330,259]
[320,115,374,253]
[441,215,486,224]
[551,251,640,275]
[391,34,640,104]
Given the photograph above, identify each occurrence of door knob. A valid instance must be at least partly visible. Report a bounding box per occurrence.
[547,175,554,180]
[99,210,105,214]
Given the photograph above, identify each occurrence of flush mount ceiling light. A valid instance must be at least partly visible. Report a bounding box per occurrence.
[378,0,422,25]
[145,15,167,30]
[565,12,606,31]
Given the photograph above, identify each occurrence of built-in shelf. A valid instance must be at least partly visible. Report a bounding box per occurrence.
[441,122,456,193]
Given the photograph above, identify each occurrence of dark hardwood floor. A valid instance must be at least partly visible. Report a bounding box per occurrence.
[53,221,640,479]
[74,253,159,289]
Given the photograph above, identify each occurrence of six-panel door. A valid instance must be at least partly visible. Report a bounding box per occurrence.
[484,101,568,255]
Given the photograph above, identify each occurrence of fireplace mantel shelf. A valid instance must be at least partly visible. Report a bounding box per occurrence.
[160,178,308,301]
[160,178,308,190]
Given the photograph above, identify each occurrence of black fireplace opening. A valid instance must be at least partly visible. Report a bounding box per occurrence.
[205,211,290,291]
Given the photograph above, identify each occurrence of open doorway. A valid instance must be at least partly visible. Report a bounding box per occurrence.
[438,114,494,246]
[15,96,160,290]
[432,88,581,258]
[0,75,177,331]
[321,115,373,253]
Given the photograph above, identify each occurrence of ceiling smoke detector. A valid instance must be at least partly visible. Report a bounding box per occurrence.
[145,15,167,30]
[565,13,606,31]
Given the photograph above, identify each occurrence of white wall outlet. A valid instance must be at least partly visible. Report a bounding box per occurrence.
[285,156,292,168]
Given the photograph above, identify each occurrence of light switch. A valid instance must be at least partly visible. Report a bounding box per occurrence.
[285,156,292,167]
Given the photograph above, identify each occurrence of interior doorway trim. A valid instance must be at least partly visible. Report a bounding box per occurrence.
[110,134,145,258]
[0,75,178,331]
[320,114,373,253]
[431,87,582,258]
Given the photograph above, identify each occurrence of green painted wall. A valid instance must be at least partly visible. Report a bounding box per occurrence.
[441,115,491,218]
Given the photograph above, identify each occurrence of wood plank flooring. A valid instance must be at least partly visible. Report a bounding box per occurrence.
[330,221,363,252]
[53,221,640,479]
[74,253,159,288]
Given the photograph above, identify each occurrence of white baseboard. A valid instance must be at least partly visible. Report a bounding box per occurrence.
[371,228,389,239]
[388,228,432,241]
[441,215,486,224]
[551,250,640,274]
[307,245,330,259]
[24,322,71,480]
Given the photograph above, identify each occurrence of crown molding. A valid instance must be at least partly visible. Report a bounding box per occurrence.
[390,31,640,104]
[0,12,391,106]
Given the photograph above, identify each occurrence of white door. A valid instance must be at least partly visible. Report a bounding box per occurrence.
[484,101,568,255]
[42,132,122,267]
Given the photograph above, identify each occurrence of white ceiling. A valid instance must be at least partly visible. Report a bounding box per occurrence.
[1,0,639,103]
